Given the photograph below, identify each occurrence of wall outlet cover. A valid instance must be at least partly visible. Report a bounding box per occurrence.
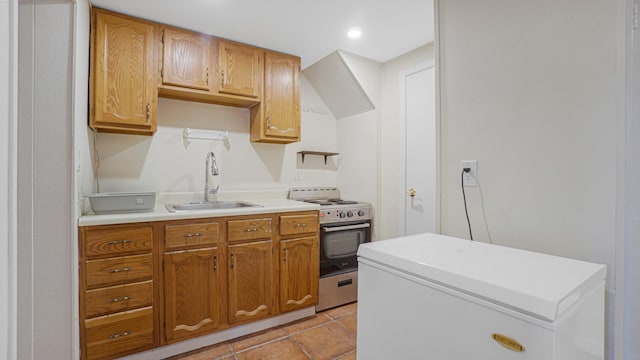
[460,160,477,186]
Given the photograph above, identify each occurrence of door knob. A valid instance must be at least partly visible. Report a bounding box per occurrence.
[407,188,416,197]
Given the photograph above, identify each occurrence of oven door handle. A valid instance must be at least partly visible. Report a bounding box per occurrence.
[322,223,370,232]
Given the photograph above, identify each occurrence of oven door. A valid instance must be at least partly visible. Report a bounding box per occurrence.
[320,220,371,277]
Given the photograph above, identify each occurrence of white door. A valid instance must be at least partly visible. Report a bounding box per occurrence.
[404,67,436,235]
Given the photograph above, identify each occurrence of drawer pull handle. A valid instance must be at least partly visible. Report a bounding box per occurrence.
[492,333,525,352]
[295,223,307,227]
[243,228,258,232]
[109,267,132,273]
[109,330,132,339]
[108,296,132,303]
[184,232,203,238]
[107,239,132,245]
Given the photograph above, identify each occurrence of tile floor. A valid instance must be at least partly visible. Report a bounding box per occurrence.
[167,302,358,360]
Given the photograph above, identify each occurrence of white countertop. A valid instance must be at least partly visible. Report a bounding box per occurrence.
[78,190,320,226]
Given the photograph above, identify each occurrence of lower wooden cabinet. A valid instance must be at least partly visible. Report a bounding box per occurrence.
[80,210,318,358]
[279,236,319,312]
[84,307,155,360]
[79,223,158,360]
[227,240,274,324]
[163,247,223,343]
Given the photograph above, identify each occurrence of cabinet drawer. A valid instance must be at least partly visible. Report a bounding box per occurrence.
[165,222,220,249]
[85,280,153,318]
[280,214,319,236]
[85,306,154,360]
[85,254,153,288]
[228,218,272,242]
[84,225,153,258]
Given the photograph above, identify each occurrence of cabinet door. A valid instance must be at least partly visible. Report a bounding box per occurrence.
[91,10,157,134]
[263,52,300,141]
[217,41,261,98]
[162,27,211,91]
[227,240,274,324]
[163,247,222,343]
[279,236,319,312]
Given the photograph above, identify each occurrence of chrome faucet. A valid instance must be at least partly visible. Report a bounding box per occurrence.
[204,152,220,202]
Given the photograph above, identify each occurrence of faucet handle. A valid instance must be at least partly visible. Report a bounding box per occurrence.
[208,185,220,195]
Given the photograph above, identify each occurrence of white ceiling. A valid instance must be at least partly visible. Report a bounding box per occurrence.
[90,0,434,69]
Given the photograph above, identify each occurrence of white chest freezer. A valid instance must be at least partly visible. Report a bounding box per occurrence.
[357,233,606,360]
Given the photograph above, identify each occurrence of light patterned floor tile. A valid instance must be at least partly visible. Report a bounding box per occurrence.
[291,322,356,360]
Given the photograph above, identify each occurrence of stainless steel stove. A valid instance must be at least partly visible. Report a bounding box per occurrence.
[288,187,372,311]
[288,187,372,224]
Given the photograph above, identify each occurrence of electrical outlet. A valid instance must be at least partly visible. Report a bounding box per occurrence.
[460,160,477,187]
[295,169,302,181]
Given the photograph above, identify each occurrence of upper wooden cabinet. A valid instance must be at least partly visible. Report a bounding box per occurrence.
[250,51,301,143]
[216,40,262,98]
[90,9,159,135]
[90,8,301,140]
[162,27,212,92]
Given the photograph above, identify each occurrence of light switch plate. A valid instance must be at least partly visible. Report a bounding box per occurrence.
[460,160,477,187]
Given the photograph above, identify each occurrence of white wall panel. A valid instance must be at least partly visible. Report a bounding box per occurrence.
[17,2,75,359]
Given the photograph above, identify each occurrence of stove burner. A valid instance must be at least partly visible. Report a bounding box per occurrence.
[329,199,358,205]
[304,199,358,206]
[304,200,334,206]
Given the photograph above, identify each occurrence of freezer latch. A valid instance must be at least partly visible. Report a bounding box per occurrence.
[491,333,525,352]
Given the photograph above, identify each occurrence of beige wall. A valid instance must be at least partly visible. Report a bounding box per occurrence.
[90,75,338,199]
[437,0,619,357]
[335,52,382,224]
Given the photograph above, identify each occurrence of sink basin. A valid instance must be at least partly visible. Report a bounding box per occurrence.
[165,201,262,212]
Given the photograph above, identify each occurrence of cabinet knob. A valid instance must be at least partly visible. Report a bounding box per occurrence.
[407,188,416,197]
[184,232,203,238]
[145,103,150,120]
[109,330,132,339]
[108,296,132,303]
[107,239,131,245]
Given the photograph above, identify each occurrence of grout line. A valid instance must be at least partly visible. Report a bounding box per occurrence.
[231,334,289,355]
[288,330,313,359]
[333,350,356,360]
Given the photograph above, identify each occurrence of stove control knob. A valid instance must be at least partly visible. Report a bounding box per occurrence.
[347,211,354,217]
[339,211,346,218]
[358,210,365,217]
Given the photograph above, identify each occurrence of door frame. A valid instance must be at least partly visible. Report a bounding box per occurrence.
[398,61,439,236]
[1,1,18,359]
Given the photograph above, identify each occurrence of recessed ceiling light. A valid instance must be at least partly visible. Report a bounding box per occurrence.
[347,27,362,39]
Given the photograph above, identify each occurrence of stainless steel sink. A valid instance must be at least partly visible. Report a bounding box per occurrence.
[165,201,261,212]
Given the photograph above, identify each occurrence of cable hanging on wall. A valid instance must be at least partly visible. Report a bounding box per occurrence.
[461,168,473,241]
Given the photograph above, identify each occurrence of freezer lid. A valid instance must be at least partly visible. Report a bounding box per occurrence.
[357,233,606,322]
